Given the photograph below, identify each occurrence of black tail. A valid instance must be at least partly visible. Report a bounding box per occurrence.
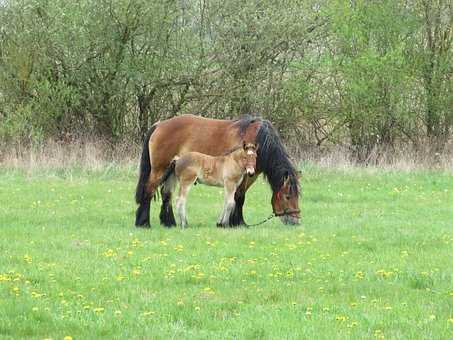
[135,126,156,204]
[135,125,157,227]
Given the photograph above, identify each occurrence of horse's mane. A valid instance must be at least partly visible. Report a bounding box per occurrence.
[234,115,259,136]
[255,120,299,195]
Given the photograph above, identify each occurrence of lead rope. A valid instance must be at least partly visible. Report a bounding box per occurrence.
[245,213,276,227]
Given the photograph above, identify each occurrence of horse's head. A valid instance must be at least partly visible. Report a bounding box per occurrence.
[242,141,258,177]
[271,174,300,225]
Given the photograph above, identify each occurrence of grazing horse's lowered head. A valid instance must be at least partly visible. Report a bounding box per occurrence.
[256,120,301,225]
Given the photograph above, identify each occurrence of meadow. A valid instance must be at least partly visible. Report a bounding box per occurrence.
[0,165,452,339]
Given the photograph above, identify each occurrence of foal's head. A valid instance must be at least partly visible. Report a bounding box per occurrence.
[241,141,258,177]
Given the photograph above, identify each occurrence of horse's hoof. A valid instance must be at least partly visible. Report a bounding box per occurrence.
[216,223,227,228]
[135,224,151,229]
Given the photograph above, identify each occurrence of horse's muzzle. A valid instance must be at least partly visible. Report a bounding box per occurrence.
[275,209,300,225]
[280,215,300,225]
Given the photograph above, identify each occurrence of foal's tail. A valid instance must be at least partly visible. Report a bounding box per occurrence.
[159,157,178,186]
[135,124,158,204]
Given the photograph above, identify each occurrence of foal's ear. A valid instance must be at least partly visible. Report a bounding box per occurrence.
[242,140,247,150]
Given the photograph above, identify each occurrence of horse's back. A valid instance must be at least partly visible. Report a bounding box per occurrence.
[149,115,237,170]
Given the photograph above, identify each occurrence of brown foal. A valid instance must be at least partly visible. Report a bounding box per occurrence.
[173,142,257,228]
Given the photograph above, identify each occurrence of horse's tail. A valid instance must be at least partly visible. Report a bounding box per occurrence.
[135,124,158,204]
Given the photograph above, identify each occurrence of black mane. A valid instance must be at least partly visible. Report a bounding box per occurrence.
[234,115,259,136]
[256,120,299,195]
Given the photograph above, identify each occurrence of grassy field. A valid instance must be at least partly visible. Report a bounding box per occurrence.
[0,165,452,339]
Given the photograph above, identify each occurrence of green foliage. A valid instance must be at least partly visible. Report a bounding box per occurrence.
[0,0,451,156]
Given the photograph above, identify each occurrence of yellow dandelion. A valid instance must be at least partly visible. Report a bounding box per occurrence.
[355,271,365,279]
[336,315,348,322]
[64,336,73,340]
[194,306,200,311]
[447,317,453,324]
[93,307,104,313]
[142,311,154,317]
[31,291,45,298]
[23,254,32,264]
[102,249,116,257]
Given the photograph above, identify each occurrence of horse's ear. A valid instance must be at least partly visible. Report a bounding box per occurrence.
[242,140,247,150]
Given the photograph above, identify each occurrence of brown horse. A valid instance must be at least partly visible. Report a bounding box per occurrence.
[164,142,257,228]
[135,114,300,228]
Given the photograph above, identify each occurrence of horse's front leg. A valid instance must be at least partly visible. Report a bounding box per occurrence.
[229,174,259,226]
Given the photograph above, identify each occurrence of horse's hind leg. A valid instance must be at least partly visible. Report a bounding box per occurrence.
[137,168,165,227]
[159,174,177,227]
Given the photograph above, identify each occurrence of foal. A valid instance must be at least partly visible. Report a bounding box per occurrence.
[170,142,257,228]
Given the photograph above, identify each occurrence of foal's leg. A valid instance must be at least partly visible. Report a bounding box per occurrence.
[217,181,237,227]
[176,178,194,228]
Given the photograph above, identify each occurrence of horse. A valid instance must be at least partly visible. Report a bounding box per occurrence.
[162,142,258,228]
[135,114,300,228]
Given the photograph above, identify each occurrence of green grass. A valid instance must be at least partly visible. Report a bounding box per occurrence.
[1,165,452,339]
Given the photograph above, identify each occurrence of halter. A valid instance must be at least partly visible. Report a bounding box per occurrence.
[272,188,300,217]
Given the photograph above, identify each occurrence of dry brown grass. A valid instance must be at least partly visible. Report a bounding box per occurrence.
[1,138,452,172]
[0,139,139,173]
[289,142,453,171]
